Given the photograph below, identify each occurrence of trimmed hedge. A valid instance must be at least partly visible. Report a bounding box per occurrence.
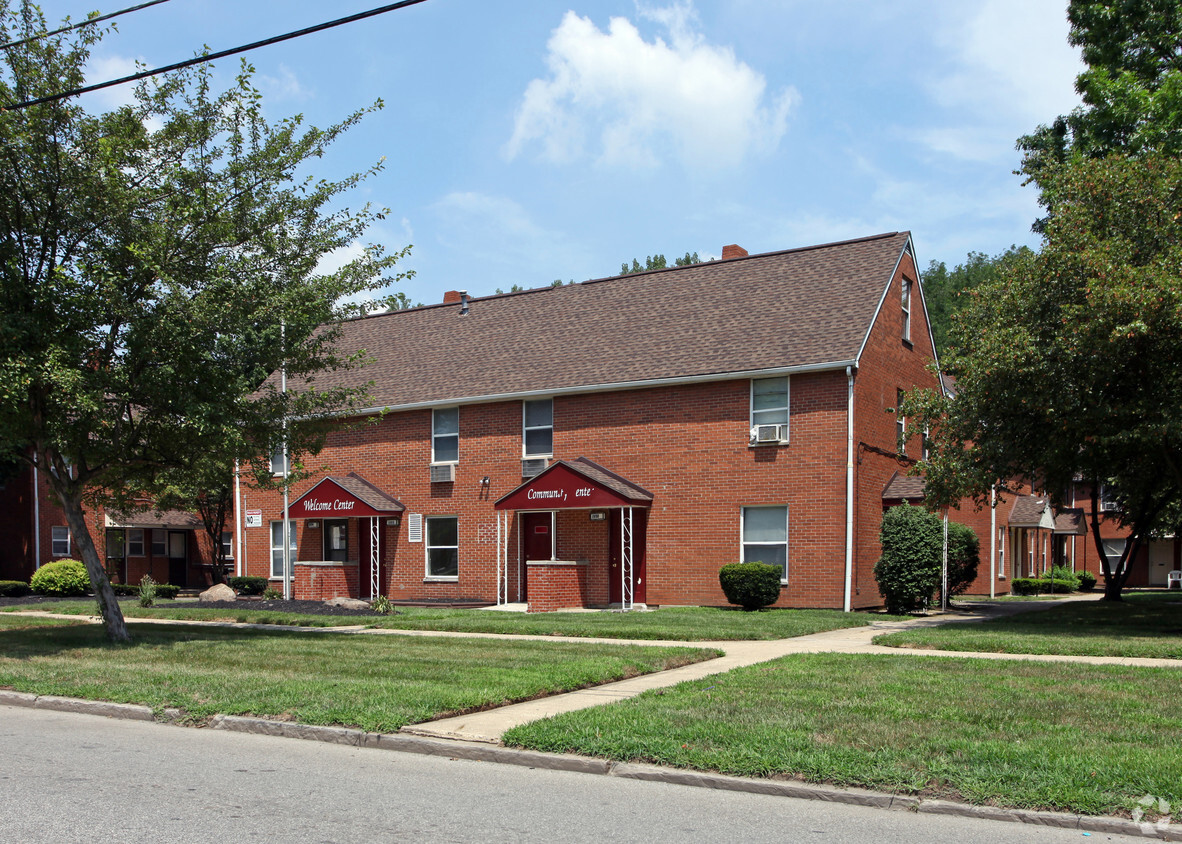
[1011,577,1078,596]
[155,584,179,600]
[228,576,267,595]
[719,562,782,610]
[874,504,942,614]
[0,580,32,597]
[113,582,179,599]
[30,559,89,596]
[1078,570,1097,591]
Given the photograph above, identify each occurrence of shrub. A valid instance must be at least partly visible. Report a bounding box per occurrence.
[155,584,179,600]
[945,521,980,598]
[228,576,267,596]
[0,580,32,597]
[371,595,393,615]
[1045,565,1080,592]
[112,583,140,596]
[262,587,282,600]
[138,575,157,608]
[719,562,782,610]
[30,559,89,597]
[1078,570,1097,591]
[874,504,942,614]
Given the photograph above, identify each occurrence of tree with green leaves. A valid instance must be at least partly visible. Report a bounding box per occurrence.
[1019,0,1182,192]
[619,251,703,275]
[0,2,406,641]
[908,153,1182,601]
[923,247,1031,356]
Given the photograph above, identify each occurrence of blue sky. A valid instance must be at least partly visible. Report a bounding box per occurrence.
[51,0,1084,306]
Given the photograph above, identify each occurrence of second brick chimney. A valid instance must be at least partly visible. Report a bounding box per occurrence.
[721,244,749,260]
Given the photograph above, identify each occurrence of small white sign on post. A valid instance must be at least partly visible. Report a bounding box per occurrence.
[245,509,263,528]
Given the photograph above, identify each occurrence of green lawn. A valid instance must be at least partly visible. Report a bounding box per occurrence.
[504,652,1182,817]
[0,615,716,732]
[876,593,1182,659]
[4,601,901,641]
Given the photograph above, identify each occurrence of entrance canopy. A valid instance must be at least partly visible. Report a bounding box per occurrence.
[495,457,653,511]
[289,472,405,518]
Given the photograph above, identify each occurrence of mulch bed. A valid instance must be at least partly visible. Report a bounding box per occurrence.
[0,595,384,616]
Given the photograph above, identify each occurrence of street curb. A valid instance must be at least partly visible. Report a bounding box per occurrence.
[10,693,1182,840]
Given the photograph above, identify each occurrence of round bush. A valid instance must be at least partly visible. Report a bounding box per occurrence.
[0,580,32,597]
[1078,570,1097,592]
[228,576,267,596]
[30,559,90,597]
[719,562,782,610]
[873,504,942,614]
[946,521,980,598]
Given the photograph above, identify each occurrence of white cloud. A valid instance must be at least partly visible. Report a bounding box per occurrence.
[84,55,145,110]
[259,65,311,102]
[505,2,797,170]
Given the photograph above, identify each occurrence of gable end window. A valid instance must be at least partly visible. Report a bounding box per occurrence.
[742,506,789,583]
[750,377,789,444]
[901,277,912,343]
[432,408,459,464]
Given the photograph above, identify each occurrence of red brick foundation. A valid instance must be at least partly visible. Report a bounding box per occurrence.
[294,562,359,601]
[526,560,588,612]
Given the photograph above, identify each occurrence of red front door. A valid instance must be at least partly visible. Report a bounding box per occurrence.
[609,509,648,605]
[521,513,553,601]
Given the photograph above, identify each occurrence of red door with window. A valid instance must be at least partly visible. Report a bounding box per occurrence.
[521,513,553,601]
[608,509,648,605]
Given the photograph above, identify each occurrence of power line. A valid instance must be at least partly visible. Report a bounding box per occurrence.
[2,0,431,111]
[0,0,174,52]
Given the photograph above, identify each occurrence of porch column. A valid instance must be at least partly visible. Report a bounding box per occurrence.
[369,516,379,599]
[620,506,634,611]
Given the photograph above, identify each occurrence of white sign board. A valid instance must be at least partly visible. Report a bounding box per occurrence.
[245,510,262,528]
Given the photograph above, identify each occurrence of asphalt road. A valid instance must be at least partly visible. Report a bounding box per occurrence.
[0,705,1147,843]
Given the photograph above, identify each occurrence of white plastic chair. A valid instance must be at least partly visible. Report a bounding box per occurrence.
[1168,570,1182,590]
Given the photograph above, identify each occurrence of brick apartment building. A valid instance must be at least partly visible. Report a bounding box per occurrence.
[230,231,1014,611]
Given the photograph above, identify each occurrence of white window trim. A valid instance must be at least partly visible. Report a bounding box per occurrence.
[901,277,912,343]
[749,377,790,445]
[270,443,287,478]
[896,389,907,453]
[221,531,234,560]
[424,515,459,581]
[431,407,459,465]
[151,529,167,557]
[522,398,554,458]
[269,520,297,579]
[125,528,145,558]
[51,526,71,557]
[740,505,789,584]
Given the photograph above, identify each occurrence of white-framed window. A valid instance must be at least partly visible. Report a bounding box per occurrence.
[921,425,931,461]
[901,277,912,342]
[270,520,297,578]
[425,516,458,579]
[432,408,459,464]
[1099,483,1119,512]
[1101,538,1127,572]
[151,529,167,556]
[270,443,287,477]
[221,531,234,560]
[750,377,789,443]
[323,519,348,562]
[997,527,1005,579]
[126,529,145,557]
[523,399,553,457]
[51,526,70,557]
[741,506,789,582]
[896,389,907,453]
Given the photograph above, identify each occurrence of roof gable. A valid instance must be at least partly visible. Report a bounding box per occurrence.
[291,232,913,409]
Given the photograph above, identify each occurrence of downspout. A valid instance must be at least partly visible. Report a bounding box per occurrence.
[989,484,997,598]
[32,453,41,570]
[843,365,855,612]
[234,460,243,579]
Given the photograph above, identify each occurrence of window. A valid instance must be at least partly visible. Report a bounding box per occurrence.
[921,425,931,461]
[1099,483,1119,512]
[1101,538,1127,572]
[151,530,167,556]
[221,531,234,560]
[523,399,553,457]
[270,520,297,578]
[896,389,906,453]
[997,527,1005,579]
[901,277,912,342]
[425,516,458,579]
[126,529,145,557]
[750,377,789,443]
[51,526,70,557]
[270,443,287,477]
[323,519,348,562]
[742,506,788,582]
[432,408,459,463]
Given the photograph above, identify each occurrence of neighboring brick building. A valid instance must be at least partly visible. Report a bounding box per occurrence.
[235,231,1019,611]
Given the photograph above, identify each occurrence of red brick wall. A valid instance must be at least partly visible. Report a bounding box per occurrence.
[526,561,589,612]
[295,563,359,601]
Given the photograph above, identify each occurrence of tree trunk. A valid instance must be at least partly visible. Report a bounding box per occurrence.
[57,493,130,643]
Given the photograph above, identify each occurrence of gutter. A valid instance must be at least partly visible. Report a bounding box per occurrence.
[844,365,855,612]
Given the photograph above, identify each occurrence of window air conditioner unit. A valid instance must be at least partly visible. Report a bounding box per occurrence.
[430,463,455,483]
[753,424,784,444]
[522,458,548,478]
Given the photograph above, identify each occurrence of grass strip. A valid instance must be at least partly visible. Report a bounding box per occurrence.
[504,652,1182,817]
[3,602,901,640]
[0,617,716,733]
[876,593,1182,659]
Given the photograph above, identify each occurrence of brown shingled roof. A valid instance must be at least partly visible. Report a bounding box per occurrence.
[1053,508,1086,535]
[285,232,913,409]
[882,471,927,501]
[1009,495,1052,528]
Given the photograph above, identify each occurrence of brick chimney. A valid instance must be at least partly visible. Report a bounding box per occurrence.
[721,244,748,260]
[443,290,463,304]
